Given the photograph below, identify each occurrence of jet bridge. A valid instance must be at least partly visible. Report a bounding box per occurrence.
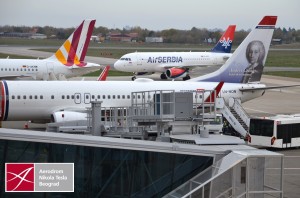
[164,149,283,198]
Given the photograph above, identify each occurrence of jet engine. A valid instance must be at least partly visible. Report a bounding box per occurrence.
[165,68,190,80]
[51,111,87,123]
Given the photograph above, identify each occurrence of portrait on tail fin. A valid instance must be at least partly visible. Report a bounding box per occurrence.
[241,41,266,83]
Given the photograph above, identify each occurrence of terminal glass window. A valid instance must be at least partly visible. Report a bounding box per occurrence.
[0,139,213,198]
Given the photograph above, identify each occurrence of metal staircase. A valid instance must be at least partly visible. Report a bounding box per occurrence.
[215,97,250,137]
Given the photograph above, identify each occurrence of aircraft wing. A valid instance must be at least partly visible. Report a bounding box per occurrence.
[239,84,300,92]
[0,75,33,80]
[161,64,210,69]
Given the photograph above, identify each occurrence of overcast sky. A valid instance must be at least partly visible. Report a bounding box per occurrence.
[0,0,299,30]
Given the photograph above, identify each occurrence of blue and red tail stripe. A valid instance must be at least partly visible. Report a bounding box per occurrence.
[1,81,9,121]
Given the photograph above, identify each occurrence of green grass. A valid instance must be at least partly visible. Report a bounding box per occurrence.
[83,70,132,77]
[0,53,36,59]
[264,71,300,78]
[265,51,300,67]
[1,37,300,78]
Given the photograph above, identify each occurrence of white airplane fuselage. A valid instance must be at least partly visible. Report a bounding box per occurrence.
[1,80,265,122]
[0,59,100,80]
[114,52,232,73]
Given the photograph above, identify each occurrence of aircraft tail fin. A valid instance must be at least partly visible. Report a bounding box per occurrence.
[48,19,96,67]
[211,25,236,53]
[97,65,110,81]
[190,16,277,84]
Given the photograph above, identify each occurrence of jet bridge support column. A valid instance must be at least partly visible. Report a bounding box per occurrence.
[91,101,103,136]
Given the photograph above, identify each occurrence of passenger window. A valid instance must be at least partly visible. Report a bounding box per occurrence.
[29,95,32,99]
[16,68,19,71]
[12,95,15,99]
[62,95,65,99]
[97,95,100,99]
[51,95,54,99]
[122,95,125,99]
[67,95,70,99]
[17,95,20,99]
[71,95,74,99]
[34,95,37,99]
[108,95,111,99]
[103,95,105,99]
[127,95,130,99]
[9,68,11,71]
[76,95,80,99]
[92,95,95,99]
[117,95,120,99]
[23,95,26,99]
[85,95,89,99]
[40,95,43,99]
[20,69,22,71]
[113,95,115,99]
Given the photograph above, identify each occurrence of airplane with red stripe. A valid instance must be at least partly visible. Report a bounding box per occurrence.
[1,16,298,123]
[0,19,101,80]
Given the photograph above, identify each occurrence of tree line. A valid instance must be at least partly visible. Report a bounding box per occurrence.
[0,25,299,45]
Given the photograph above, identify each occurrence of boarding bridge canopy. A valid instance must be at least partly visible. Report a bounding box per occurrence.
[164,149,283,198]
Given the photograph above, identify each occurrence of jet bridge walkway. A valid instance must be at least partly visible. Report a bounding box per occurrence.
[164,149,283,198]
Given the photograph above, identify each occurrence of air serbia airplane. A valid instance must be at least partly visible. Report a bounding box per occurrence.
[0,19,101,80]
[1,16,291,123]
[114,25,236,81]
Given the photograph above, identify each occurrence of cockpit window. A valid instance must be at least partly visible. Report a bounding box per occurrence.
[120,58,132,61]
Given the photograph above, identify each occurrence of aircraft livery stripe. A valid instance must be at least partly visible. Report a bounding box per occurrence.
[256,25,275,29]
[66,21,83,65]
[79,20,95,62]
[63,40,71,53]
[2,81,9,121]
[55,49,67,64]
[1,82,5,120]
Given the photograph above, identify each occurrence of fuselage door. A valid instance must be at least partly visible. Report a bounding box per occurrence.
[84,93,91,104]
[136,53,142,66]
[47,62,54,74]
[74,93,81,104]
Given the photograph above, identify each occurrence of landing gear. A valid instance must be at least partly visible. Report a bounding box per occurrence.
[183,75,190,81]
[160,73,168,80]
[131,76,136,81]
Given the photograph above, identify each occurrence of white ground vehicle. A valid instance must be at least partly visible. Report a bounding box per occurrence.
[248,114,300,148]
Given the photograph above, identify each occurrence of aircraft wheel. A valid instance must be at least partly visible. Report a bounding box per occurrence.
[132,76,136,81]
[183,75,190,81]
[160,73,167,80]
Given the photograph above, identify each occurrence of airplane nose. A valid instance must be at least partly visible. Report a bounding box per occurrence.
[114,61,121,69]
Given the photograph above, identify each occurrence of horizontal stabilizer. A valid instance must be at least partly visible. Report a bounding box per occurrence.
[240,84,300,92]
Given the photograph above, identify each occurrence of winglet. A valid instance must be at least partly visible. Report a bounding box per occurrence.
[97,65,110,81]
[211,25,236,53]
[48,19,96,67]
[204,81,224,103]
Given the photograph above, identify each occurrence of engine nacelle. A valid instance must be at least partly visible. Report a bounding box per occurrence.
[52,111,87,123]
[165,68,188,79]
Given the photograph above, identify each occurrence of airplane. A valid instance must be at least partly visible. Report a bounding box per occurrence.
[113,25,236,81]
[0,19,101,80]
[97,65,110,81]
[1,16,293,124]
